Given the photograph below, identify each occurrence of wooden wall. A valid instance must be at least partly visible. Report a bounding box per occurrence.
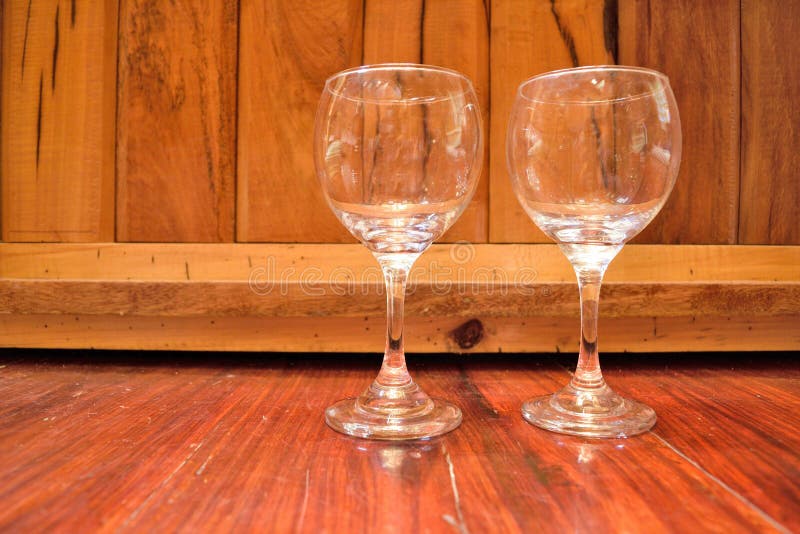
[2,0,796,245]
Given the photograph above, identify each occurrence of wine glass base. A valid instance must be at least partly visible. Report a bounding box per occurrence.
[521,388,656,439]
[325,398,462,440]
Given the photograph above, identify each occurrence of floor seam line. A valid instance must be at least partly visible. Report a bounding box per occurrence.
[650,432,790,534]
[554,357,789,532]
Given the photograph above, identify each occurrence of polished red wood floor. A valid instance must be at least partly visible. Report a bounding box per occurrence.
[0,351,798,533]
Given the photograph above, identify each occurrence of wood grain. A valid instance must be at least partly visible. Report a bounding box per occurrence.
[116,0,237,242]
[739,0,800,245]
[600,355,800,531]
[363,0,422,63]
[422,0,489,243]
[4,243,797,283]
[0,352,796,532]
[237,0,363,242]
[0,243,797,320]
[467,355,799,533]
[3,278,798,320]
[1,314,797,353]
[489,0,616,243]
[619,0,740,244]
[1,0,116,242]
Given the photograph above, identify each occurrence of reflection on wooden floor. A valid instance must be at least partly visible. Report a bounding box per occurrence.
[0,351,797,533]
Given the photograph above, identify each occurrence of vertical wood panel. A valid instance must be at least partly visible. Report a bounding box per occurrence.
[619,0,740,244]
[1,0,116,242]
[365,0,492,243]
[363,0,423,63]
[489,0,616,243]
[116,0,237,242]
[237,0,363,243]
[739,1,800,245]
[423,0,490,243]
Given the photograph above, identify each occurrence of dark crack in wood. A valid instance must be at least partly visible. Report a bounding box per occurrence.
[419,0,425,63]
[21,0,33,78]
[53,4,60,91]
[550,0,579,67]
[603,0,618,63]
[36,72,43,170]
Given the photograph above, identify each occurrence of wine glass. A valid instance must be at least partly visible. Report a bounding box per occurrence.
[507,66,681,438]
[314,64,483,440]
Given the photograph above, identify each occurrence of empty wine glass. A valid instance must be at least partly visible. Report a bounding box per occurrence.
[507,66,681,438]
[315,64,483,439]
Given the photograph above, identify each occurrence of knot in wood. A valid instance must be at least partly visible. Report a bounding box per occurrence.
[450,319,484,350]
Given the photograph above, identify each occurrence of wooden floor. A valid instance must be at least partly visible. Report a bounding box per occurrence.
[0,351,798,533]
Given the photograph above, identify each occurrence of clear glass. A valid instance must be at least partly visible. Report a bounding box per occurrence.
[507,66,682,438]
[314,63,483,439]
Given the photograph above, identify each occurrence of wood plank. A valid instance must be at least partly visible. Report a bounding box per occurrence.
[1,0,116,242]
[363,0,422,63]
[0,244,797,320]
[236,0,363,242]
[1,314,797,353]
[0,353,795,531]
[599,354,800,531]
[489,0,616,243]
[739,1,800,244]
[324,0,490,243]
[467,356,798,533]
[3,244,797,283]
[116,0,237,242]
[422,0,489,243]
[618,0,740,244]
[3,278,798,319]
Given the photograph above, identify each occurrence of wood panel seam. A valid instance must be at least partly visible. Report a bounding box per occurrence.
[553,351,790,534]
[649,433,791,534]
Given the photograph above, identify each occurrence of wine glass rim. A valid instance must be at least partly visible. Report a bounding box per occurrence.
[516,65,671,105]
[323,63,476,104]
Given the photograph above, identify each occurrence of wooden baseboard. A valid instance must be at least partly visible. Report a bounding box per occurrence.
[1,314,797,353]
[1,243,798,351]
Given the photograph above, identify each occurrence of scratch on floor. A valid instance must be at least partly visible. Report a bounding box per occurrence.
[651,433,791,534]
[296,468,310,533]
[195,454,213,476]
[442,443,469,534]
[117,440,206,532]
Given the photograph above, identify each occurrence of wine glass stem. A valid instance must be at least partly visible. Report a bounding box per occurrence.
[572,270,606,389]
[376,263,413,388]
